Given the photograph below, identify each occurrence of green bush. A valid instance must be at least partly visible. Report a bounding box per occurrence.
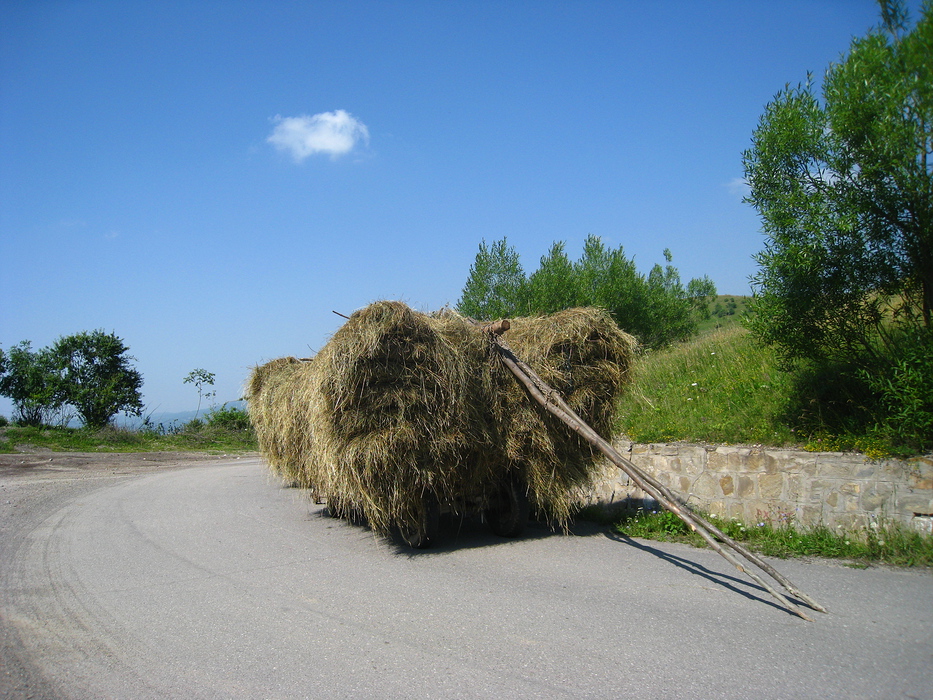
[0,415,8,427]
[863,329,933,451]
[205,404,252,432]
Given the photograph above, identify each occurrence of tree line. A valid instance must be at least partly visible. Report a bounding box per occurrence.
[457,235,717,349]
[0,330,143,429]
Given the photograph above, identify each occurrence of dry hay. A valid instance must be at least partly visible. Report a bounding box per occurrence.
[245,356,321,489]
[491,307,635,523]
[245,301,635,536]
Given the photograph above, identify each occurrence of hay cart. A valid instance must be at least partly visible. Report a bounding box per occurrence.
[247,301,827,620]
[248,302,633,550]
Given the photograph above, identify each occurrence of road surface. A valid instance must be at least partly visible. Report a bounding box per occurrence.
[1,453,931,699]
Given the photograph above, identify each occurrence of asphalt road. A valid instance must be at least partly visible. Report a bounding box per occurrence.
[1,455,931,700]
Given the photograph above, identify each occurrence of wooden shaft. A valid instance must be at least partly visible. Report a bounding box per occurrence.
[488,333,824,620]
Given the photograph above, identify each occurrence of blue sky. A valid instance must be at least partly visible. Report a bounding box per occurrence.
[0,0,909,417]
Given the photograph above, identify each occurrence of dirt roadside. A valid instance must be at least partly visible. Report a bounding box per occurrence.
[0,450,257,479]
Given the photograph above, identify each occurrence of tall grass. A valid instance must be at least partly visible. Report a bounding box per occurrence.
[617,325,797,445]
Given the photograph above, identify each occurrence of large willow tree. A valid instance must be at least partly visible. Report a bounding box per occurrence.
[744,0,932,366]
[743,0,932,446]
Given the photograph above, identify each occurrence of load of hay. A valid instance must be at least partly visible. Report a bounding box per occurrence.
[245,301,635,537]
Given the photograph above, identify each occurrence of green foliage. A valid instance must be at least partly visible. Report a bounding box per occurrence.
[183,368,216,419]
[205,404,252,433]
[50,330,144,429]
[609,508,933,567]
[525,241,578,313]
[616,323,924,456]
[183,417,205,432]
[457,235,717,349]
[862,328,933,450]
[744,1,933,365]
[0,341,63,426]
[456,238,527,321]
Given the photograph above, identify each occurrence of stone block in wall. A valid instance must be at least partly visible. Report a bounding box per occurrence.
[859,482,896,513]
[910,456,933,490]
[743,449,781,474]
[840,481,861,496]
[690,472,719,500]
[726,503,745,521]
[817,455,868,479]
[737,475,755,498]
[799,504,824,527]
[808,479,836,504]
[708,446,753,471]
[795,454,819,477]
[832,512,862,530]
[911,515,933,535]
[719,475,734,496]
[897,492,933,516]
[758,473,783,500]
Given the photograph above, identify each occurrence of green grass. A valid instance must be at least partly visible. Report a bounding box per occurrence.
[617,324,798,446]
[603,506,933,568]
[0,423,257,454]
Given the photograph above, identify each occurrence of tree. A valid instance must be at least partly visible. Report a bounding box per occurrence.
[456,238,527,320]
[743,0,933,368]
[50,330,144,429]
[457,236,716,349]
[0,341,62,426]
[641,249,711,348]
[184,368,216,420]
[524,241,578,314]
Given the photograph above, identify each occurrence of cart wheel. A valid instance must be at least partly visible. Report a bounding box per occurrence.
[326,495,343,518]
[487,478,530,538]
[399,496,441,549]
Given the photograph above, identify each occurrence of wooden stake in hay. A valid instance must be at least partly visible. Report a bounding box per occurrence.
[246,301,636,538]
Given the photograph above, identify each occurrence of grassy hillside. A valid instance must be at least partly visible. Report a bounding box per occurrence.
[616,324,799,446]
[617,305,916,458]
[697,294,753,334]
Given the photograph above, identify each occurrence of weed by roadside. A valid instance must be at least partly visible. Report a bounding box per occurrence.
[593,506,933,568]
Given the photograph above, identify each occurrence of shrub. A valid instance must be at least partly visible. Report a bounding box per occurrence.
[205,404,252,432]
[863,329,933,451]
[183,418,204,433]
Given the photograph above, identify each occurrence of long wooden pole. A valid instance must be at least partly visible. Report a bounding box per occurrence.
[485,326,826,620]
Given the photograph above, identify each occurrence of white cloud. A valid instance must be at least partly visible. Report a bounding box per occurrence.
[726,177,750,199]
[267,109,369,162]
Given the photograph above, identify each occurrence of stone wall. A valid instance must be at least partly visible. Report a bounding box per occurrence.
[586,441,933,534]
